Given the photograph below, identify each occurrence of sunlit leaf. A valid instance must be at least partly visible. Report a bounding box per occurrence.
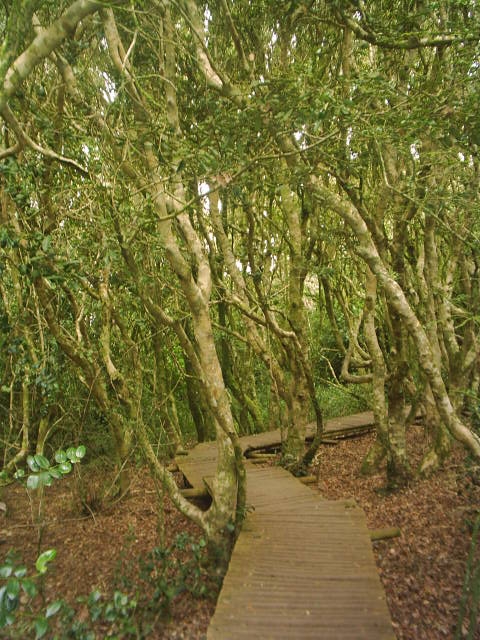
[54,450,67,464]
[35,549,56,575]
[39,471,53,487]
[27,456,40,473]
[58,461,72,474]
[34,454,50,470]
[45,600,63,618]
[76,445,86,459]
[27,475,40,490]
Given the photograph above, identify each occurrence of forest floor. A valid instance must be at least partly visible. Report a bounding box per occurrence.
[310,425,480,640]
[1,424,479,639]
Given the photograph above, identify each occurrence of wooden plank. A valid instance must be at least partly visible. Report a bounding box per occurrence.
[208,471,394,639]
[175,413,394,639]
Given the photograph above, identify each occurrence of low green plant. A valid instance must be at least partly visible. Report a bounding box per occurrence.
[0,548,62,638]
[13,446,86,489]
[0,445,86,638]
[140,532,214,605]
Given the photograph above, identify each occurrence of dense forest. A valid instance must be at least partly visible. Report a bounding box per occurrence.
[0,0,479,637]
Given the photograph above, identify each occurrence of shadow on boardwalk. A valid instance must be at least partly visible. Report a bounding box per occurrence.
[176,412,395,640]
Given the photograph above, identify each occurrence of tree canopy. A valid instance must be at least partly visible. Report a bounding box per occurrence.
[1,0,479,544]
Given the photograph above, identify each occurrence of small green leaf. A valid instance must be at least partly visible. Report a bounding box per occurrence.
[41,237,51,253]
[35,615,48,639]
[0,566,12,579]
[4,593,18,613]
[49,468,62,480]
[27,475,40,490]
[54,450,67,464]
[114,591,128,609]
[35,549,56,575]
[14,567,27,579]
[88,589,102,606]
[58,461,72,475]
[34,455,50,470]
[5,579,20,598]
[76,445,86,459]
[21,578,37,598]
[3,612,14,626]
[66,447,76,461]
[27,456,40,473]
[45,600,62,618]
[13,567,27,578]
[38,471,52,487]
[13,469,25,479]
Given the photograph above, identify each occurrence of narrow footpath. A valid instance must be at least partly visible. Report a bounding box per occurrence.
[176,412,394,640]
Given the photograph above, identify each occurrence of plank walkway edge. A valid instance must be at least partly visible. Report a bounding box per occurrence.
[175,412,395,639]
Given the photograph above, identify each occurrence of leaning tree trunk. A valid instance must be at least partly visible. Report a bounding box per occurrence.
[310,178,480,460]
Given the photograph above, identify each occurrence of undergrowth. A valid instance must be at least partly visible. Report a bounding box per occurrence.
[0,532,218,639]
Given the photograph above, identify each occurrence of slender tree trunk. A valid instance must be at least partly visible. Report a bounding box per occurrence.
[361,269,388,475]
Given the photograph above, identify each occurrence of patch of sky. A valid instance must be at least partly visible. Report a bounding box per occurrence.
[410,144,420,160]
[101,72,117,104]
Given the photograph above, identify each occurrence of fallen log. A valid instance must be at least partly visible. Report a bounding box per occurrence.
[369,527,401,541]
[299,475,317,485]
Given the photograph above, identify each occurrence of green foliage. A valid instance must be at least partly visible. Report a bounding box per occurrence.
[13,446,86,490]
[0,531,217,639]
[317,384,371,420]
[115,531,216,621]
[0,549,62,637]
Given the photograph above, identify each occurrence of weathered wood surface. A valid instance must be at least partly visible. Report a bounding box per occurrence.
[242,409,375,454]
[177,411,375,490]
[175,411,394,639]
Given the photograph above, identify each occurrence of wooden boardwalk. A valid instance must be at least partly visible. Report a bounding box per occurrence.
[176,412,394,639]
